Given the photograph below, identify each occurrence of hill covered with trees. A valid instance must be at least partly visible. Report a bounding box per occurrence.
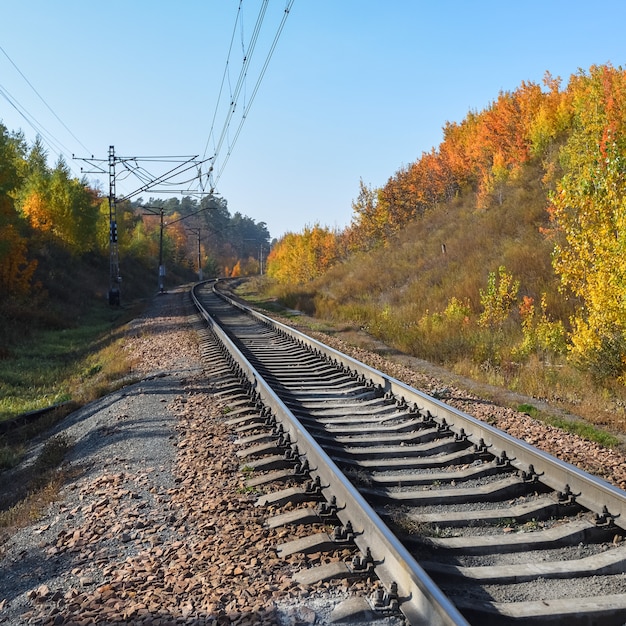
[263,64,626,424]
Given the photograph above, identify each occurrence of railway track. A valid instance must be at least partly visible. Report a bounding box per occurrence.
[192,280,626,626]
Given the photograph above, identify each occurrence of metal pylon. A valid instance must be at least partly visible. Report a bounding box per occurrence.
[108,145,121,305]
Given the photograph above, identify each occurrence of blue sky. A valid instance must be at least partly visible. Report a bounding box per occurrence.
[1,1,625,240]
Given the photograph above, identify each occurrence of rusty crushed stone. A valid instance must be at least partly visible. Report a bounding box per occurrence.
[296,329,626,491]
[0,290,400,626]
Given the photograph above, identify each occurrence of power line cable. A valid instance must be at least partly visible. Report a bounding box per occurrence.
[202,0,243,162]
[0,82,72,161]
[212,0,295,187]
[211,0,269,166]
[197,0,278,194]
[0,44,92,155]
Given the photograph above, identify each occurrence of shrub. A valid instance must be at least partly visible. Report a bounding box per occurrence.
[513,294,567,362]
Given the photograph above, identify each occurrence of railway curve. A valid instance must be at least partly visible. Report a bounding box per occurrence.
[192,280,626,626]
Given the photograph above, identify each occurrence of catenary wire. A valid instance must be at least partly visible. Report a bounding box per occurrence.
[198,1,294,194]
[0,82,73,163]
[0,44,92,156]
[210,0,269,170]
[212,0,294,188]
[202,0,243,162]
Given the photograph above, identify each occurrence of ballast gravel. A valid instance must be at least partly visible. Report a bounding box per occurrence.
[294,325,626,491]
[0,290,402,626]
[3,286,626,625]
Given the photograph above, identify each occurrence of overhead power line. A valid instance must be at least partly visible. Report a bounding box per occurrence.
[0,82,70,157]
[202,0,243,162]
[0,44,91,177]
[199,0,295,193]
[212,0,295,187]
[211,0,270,165]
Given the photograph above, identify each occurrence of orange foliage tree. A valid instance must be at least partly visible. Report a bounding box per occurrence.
[19,136,51,233]
[0,124,37,298]
[347,81,550,247]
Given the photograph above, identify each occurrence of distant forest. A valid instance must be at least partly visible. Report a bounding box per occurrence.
[265,63,626,389]
[0,131,269,342]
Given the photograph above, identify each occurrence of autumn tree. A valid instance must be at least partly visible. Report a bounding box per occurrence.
[548,64,626,379]
[478,265,520,330]
[48,158,100,252]
[19,137,52,233]
[19,146,101,253]
[348,179,387,250]
[347,81,551,249]
[266,224,340,284]
[528,72,573,163]
[0,123,37,298]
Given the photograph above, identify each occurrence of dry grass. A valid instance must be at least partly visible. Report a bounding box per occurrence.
[69,341,138,406]
[0,434,75,536]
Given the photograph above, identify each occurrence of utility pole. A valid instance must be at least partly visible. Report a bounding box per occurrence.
[142,206,166,292]
[158,210,165,292]
[108,146,121,305]
[187,227,203,281]
[143,205,217,291]
[74,149,213,305]
[244,238,266,276]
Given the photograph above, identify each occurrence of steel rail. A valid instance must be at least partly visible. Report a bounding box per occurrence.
[191,282,470,626]
[213,282,626,532]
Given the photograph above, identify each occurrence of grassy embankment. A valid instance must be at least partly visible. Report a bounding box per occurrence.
[0,300,144,532]
[0,305,138,419]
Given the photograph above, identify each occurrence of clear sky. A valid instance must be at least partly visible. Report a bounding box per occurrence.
[1,1,625,240]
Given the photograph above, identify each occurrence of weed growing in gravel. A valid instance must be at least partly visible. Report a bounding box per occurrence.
[520,519,542,532]
[34,434,74,475]
[385,506,452,539]
[517,403,620,448]
[237,484,261,494]
[495,517,517,529]
[343,467,372,487]
[237,465,261,494]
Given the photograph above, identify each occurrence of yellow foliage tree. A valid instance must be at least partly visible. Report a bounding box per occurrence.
[548,64,626,379]
[21,190,50,231]
[266,224,340,284]
[0,225,37,296]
